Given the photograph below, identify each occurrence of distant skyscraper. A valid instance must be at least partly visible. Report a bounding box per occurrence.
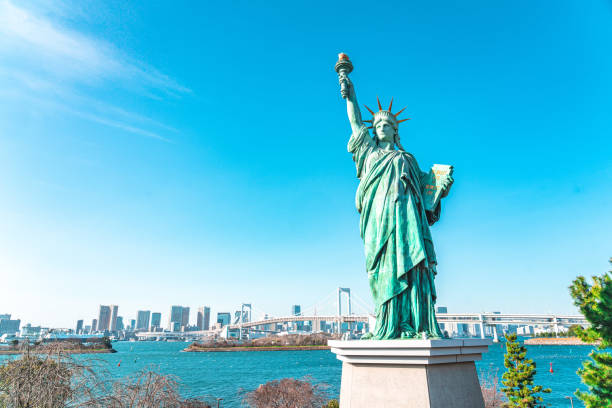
[130,319,136,331]
[75,320,83,334]
[116,316,124,331]
[0,315,20,335]
[109,305,119,332]
[151,313,161,330]
[98,305,111,332]
[136,310,151,331]
[197,307,210,330]
[291,305,301,316]
[216,312,231,327]
[181,307,190,328]
[92,319,98,332]
[168,306,183,331]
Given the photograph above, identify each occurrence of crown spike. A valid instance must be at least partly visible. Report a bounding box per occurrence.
[363,120,372,123]
[367,126,373,129]
[377,96,382,111]
[397,118,411,123]
[388,97,393,112]
[394,107,407,117]
[364,105,375,115]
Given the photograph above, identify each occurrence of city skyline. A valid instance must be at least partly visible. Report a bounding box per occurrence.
[1,1,611,328]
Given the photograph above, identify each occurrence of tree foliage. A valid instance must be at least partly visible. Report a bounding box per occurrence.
[501,334,550,407]
[569,258,612,407]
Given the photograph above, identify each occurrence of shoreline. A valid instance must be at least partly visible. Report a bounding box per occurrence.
[183,345,330,352]
[524,337,598,346]
[0,348,117,355]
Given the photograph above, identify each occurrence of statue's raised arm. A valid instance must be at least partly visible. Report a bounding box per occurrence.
[335,53,363,135]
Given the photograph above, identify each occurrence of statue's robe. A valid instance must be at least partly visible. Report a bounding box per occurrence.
[348,125,444,339]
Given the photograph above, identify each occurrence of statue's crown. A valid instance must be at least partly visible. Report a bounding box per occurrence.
[364,97,410,130]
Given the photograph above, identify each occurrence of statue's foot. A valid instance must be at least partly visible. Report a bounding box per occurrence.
[400,331,418,339]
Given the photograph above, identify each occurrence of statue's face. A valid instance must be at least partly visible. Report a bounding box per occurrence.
[375,121,395,144]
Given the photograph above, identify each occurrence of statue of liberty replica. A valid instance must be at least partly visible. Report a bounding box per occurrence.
[336,53,454,340]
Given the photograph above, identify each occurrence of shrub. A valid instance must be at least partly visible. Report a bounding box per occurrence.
[0,347,214,408]
[325,399,340,408]
[243,377,328,408]
[480,370,505,408]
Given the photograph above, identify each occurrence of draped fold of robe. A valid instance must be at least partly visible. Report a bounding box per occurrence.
[348,125,444,339]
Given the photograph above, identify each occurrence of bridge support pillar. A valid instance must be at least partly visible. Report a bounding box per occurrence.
[492,326,499,343]
[478,315,485,339]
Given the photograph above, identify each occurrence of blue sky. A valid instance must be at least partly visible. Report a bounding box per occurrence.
[0,0,610,328]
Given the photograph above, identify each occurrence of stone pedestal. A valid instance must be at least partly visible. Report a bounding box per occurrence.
[328,339,492,408]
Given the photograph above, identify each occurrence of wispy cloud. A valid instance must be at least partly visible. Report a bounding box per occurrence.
[0,0,189,140]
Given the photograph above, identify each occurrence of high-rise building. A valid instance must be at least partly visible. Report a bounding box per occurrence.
[92,319,98,332]
[116,316,124,331]
[98,305,111,332]
[216,312,231,327]
[151,313,161,330]
[109,305,119,332]
[181,307,190,328]
[130,319,136,330]
[136,310,151,331]
[291,305,301,316]
[75,320,84,334]
[0,315,20,335]
[197,307,210,330]
[168,306,183,331]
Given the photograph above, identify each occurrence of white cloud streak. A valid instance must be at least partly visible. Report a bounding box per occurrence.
[0,0,189,140]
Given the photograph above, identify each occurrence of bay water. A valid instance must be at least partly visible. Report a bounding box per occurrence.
[0,340,593,407]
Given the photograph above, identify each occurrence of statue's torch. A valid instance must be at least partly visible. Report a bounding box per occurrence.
[335,53,353,99]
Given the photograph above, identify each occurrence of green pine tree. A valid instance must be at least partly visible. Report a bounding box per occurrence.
[501,333,551,407]
[569,258,612,407]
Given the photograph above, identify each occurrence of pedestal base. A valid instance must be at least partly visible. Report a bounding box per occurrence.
[329,339,491,408]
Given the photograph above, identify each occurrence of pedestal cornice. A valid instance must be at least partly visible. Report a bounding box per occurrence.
[328,338,492,365]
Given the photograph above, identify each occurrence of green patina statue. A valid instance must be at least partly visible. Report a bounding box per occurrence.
[335,53,454,340]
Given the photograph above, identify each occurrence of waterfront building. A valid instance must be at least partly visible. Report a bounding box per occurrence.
[137,310,151,331]
[75,319,83,334]
[109,305,119,332]
[291,305,301,316]
[98,305,111,332]
[116,316,124,331]
[20,323,41,337]
[84,325,91,334]
[436,306,449,335]
[216,312,231,327]
[290,305,303,330]
[91,318,98,332]
[196,307,210,330]
[0,314,21,335]
[151,312,161,330]
[130,319,136,330]
[168,306,184,331]
[181,307,190,328]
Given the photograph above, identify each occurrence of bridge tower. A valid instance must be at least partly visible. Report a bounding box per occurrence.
[337,288,352,334]
[337,288,352,316]
[239,303,252,339]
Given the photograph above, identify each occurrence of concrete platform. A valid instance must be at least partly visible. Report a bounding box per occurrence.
[328,339,492,408]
